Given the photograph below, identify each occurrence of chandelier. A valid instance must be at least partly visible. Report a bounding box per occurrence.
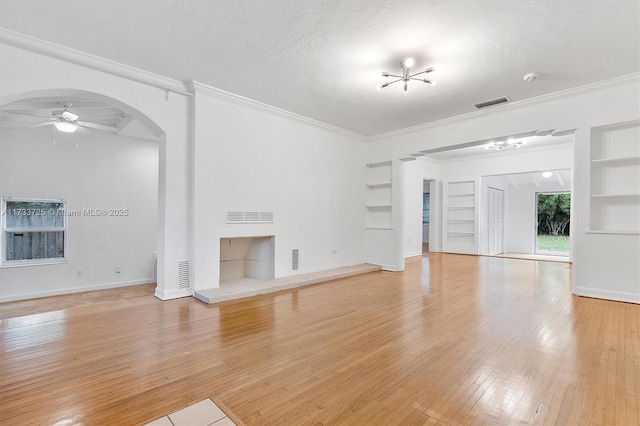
[378,58,435,92]
[485,139,527,151]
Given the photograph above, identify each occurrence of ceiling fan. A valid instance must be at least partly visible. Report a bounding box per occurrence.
[3,101,119,135]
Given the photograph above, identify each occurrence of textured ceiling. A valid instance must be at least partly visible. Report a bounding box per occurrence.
[0,1,638,136]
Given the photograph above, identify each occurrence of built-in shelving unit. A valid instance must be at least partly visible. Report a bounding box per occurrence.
[365,161,393,229]
[444,180,478,252]
[589,120,640,234]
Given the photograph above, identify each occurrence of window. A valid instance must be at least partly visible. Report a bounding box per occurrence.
[423,193,430,224]
[2,198,67,266]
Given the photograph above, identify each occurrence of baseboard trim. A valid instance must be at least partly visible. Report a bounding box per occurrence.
[0,278,155,303]
[573,286,640,304]
[405,251,422,258]
[154,287,193,301]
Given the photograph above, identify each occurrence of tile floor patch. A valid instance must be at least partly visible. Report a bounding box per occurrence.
[144,398,236,426]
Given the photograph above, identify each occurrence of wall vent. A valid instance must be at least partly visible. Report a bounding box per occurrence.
[474,96,510,109]
[226,211,274,224]
[177,260,191,289]
[292,249,299,271]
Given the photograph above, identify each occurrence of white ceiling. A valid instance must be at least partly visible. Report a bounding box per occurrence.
[0,1,638,137]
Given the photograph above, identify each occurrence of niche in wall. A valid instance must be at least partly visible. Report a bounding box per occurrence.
[219,236,275,283]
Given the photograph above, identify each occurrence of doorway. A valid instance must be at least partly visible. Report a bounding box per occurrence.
[535,192,571,256]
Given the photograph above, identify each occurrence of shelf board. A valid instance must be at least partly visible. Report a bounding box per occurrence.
[365,227,394,230]
[586,229,640,235]
[447,206,475,210]
[446,231,475,235]
[366,182,392,189]
[591,193,640,198]
[447,219,475,222]
[366,205,392,210]
[448,193,475,197]
[366,160,392,168]
[591,156,640,166]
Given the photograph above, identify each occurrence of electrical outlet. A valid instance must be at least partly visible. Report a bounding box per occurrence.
[116,266,122,273]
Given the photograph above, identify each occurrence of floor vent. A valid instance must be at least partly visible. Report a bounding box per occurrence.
[292,249,299,271]
[226,211,274,223]
[474,96,510,109]
[177,260,191,289]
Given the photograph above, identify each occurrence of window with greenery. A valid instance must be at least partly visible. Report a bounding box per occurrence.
[423,193,430,224]
[2,198,67,266]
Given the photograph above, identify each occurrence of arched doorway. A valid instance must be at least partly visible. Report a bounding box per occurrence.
[0,89,167,302]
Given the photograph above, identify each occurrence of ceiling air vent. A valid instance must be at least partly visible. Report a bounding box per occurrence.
[474,96,510,109]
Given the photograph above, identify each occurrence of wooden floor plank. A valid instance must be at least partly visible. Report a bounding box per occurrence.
[0,252,638,425]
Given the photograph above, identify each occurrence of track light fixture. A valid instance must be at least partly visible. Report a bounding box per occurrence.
[378,58,435,92]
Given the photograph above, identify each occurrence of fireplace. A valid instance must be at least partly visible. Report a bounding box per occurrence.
[219,236,275,283]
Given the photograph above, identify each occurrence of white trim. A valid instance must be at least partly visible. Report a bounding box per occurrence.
[370,73,640,141]
[405,251,422,258]
[0,278,155,303]
[154,287,193,301]
[0,27,192,96]
[190,81,367,141]
[573,286,640,304]
[380,263,398,271]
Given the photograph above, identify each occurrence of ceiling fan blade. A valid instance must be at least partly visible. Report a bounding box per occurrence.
[29,122,56,128]
[2,110,52,119]
[77,121,118,133]
[76,125,94,136]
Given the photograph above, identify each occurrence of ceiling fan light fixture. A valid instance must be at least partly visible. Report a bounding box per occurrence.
[54,121,78,133]
[542,171,553,178]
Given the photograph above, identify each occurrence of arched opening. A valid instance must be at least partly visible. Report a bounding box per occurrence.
[0,88,166,302]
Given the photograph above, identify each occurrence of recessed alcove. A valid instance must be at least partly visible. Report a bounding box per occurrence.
[219,236,275,285]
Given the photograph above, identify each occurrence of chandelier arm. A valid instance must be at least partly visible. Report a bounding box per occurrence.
[386,74,403,79]
[386,78,404,85]
[409,77,431,81]
[408,70,427,78]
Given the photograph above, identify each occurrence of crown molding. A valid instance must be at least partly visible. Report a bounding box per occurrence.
[370,72,640,141]
[189,81,367,141]
[0,27,192,96]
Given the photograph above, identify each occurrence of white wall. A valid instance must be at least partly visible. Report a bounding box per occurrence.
[0,42,191,301]
[369,76,640,303]
[0,127,158,301]
[191,87,367,290]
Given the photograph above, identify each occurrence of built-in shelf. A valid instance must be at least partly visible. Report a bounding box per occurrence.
[366,160,392,168]
[366,182,392,189]
[586,229,640,235]
[591,193,640,198]
[366,161,393,229]
[446,231,475,235]
[589,121,640,233]
[447,219,475,222]
[447,206,475,210]
[447,193,475,197]
[365,227,394,230]
[591,156,640,166]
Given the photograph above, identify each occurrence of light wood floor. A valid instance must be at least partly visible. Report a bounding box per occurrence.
[1,253,638,425]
